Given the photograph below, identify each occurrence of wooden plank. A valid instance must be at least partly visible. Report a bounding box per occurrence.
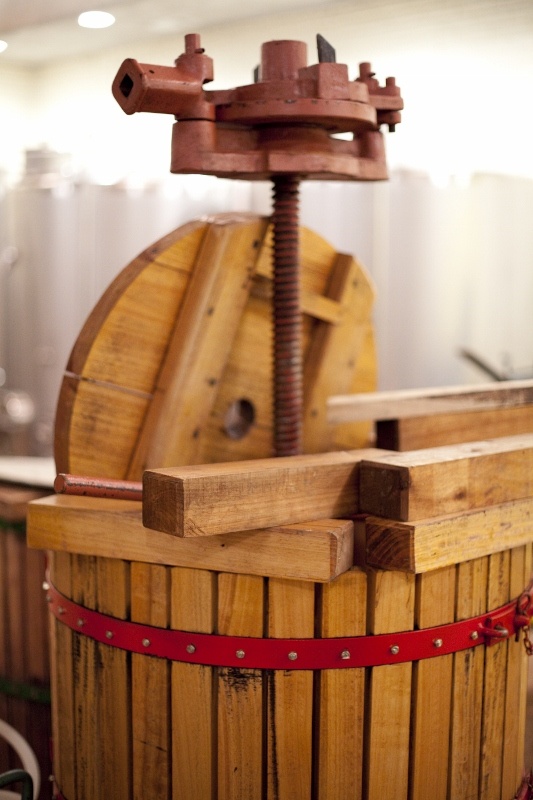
[365,497,533,573]
[376,405,533,451]
[0,530,11,768]
[48,551,77,799]
[71,554,98,800]
[448,556,488,800]
[217,573,264,800]
[327,379,533,423]
[515,542,532,789]
[359,434,533,522]
[96,558,132,800]
[0,485,49,521]
[171,566,215,800]
[479,549,510,800]
[364,569,415,799]
[127,216,268,475]
[317,568,367,800]
[302,252,375,453]
[28,495,355,583]
[501,544,531,799]
[409,565,455,800]
[267,578,315,800]
[143,447,385,536]
[131,562,170,800]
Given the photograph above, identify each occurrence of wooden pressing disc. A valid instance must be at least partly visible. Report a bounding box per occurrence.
[55,212,376,481]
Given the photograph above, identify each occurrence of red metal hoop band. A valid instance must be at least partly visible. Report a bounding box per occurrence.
[44,577,533,671]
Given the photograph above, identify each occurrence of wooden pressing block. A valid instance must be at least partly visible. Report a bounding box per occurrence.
[27,494,355,582]
[359,433,533,522]
[364,497,533,573]
[143,448,385,537]
[327,379,533,450]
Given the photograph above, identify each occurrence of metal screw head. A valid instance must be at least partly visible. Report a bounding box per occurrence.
[42,581,50,591]
[389,645,400,656]
[186,644,196,654]
[58,606,66,615]
[288,651,298,661]
[433,638,443,648]
[470,631,479,641]
[142,638,151,647]
[340,649,351,660]
[105,630,114,639]
[76,618,85,627]
[236,649,246,659]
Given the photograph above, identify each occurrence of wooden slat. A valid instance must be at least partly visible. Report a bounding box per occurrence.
[96,558,131,800]
[217,573,264,800]
[327,379,533,423]
[5,528,28,745]
[515,542,532,789]
[364,497,533,573]
[317,568,367,800]
[127,217,268,475]
[131,563,170,800]
[171,566,215,800]
[0,532,11,767]
[267,578,315,800]
[364,569,415,799]
[409,565,455,800]
[359,434,533,522]
[479,549,511,800]
[302,252,375,453]
[48,551,76,798]
[28,496,355,583]
[448,556,488,800]
[143,447,385,536]
[376,405,533,451]
[71,554,98,800]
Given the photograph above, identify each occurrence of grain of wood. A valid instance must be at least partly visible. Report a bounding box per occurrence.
[217,573,264,800]
[409,565,455,800]
[359,434,533,521]
[365,497,533,573]
[171,566,216,800]
[516,542,532,787]
[131,562,170,800]
[143,448,384,537]
[364,569,415,799]
[28,495,355,582]
[317,568,367,799]
[5,528,28,744]
[267,578,315,800]
[0,534,11,767]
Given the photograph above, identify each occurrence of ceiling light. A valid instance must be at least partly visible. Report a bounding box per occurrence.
[77,11,115,29]
[0,41,8,54]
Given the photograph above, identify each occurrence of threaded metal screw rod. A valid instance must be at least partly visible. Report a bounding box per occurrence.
[271,174,302,457]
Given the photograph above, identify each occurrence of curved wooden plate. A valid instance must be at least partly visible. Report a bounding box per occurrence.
[55,212,376,480]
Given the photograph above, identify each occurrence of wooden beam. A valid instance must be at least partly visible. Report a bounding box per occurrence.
[364,497,533,573]
[27,495,355,583]
[359,434,533,522]
[327,379,533,423]
[142,448,385,537]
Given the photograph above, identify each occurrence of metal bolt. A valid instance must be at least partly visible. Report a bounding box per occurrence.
[105,630,114,639]
[470,631,479,641]
[45,594,51,603]
[42,581,50,591]
[142,638,151,647]
[58,606,66,615]
[236,649,246,659]
[76,618,85,627]
[389,645,400,656]
[288,651,298,661]
[186,644,196,654]
[433,638,443,648]
[340,650,351,660]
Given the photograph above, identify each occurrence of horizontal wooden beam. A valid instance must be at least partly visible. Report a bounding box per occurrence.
[143,448,385,537]
[327,379,533,423]
[27,495,355,583]
[359,434,533,522]
[364,497,533,573]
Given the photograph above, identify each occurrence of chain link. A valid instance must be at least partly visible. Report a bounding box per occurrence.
[522,625,533,656]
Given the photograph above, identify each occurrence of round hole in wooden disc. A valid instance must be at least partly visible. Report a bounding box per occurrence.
[224,398,256,440]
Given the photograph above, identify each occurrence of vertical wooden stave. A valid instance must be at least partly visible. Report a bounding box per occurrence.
[5,527,28,751]
[316,568,367,800]
[170,566,216,800]
[217,572,264,800]
[267,578,315,800]
[365,569,415,800]
[516,543,533,785]
[409,565,455,800]
[131,562,170,800]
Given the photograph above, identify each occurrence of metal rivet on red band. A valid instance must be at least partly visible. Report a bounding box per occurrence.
[288,651,298,661]
[42,581,50,591]
[470,631,479,641]
[236,650,245,659]
[142,638,151,647]
[390,645,400,655]
[105,631,114,639]
[186,644,196,654]
[433,638,443,648]
[77,618,85,628]
[58,606,66,615]
[341,650,351,660]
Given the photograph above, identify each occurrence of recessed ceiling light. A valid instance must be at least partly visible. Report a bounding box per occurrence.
[78,10,115,29]
[0,40,8,54]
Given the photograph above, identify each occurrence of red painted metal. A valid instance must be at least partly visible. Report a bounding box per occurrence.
[45,577,533,672]
[54,473,143,501]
